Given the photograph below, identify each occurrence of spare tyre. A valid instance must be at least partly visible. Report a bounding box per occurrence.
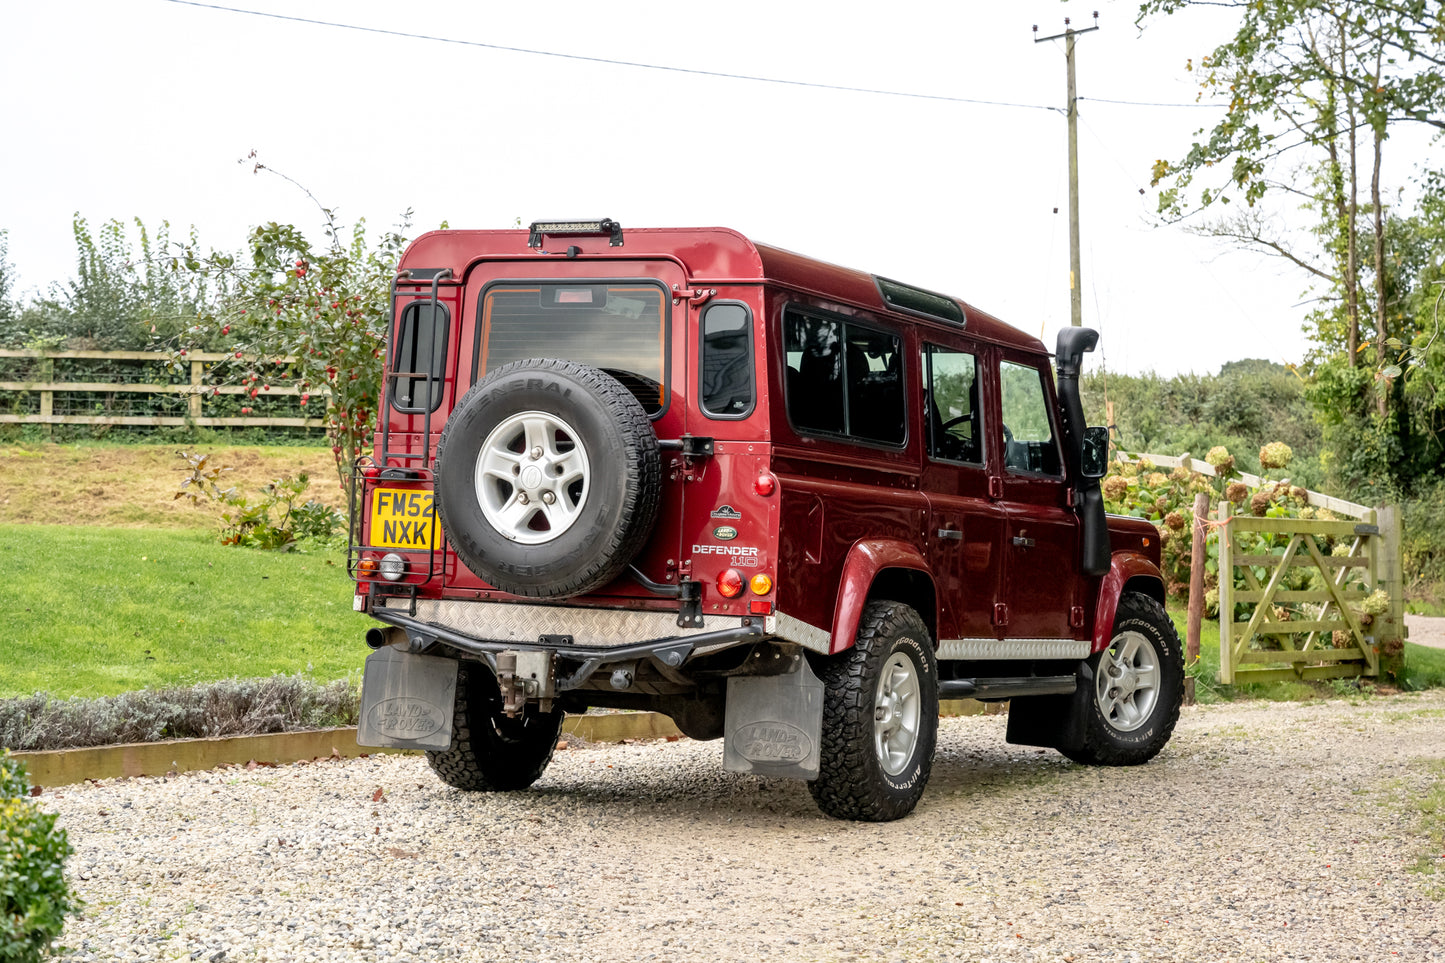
[434,358,662,598]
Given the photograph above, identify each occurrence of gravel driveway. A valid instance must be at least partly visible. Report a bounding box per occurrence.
[43,691,1445,963]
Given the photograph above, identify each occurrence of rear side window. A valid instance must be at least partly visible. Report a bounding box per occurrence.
[923,344,982,464]
[700,302,754,418]
[391,300,449,412]
[477,282,669,414]
[1000,360,1062,475]
[784,309,905,446]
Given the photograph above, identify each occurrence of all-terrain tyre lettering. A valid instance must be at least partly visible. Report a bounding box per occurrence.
[809,600,939,822]
[426,664,565,791]
[1060,592,1184,766]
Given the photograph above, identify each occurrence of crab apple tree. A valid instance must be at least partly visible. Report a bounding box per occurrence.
[169,212,410,489]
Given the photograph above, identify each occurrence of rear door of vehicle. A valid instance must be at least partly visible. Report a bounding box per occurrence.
[447,259,692,595]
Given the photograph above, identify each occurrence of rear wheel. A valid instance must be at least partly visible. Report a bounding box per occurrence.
[426,665,564,791]
[809,601,939,822]
[1060,592,1184,766]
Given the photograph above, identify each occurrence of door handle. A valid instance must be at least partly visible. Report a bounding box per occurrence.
[937,529,963,541]
[1012,535,1036,548]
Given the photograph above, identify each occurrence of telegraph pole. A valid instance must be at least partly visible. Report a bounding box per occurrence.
[1034,12,1099,327]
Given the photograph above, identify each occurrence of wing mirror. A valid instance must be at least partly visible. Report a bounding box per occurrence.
[1080,425,1110,479]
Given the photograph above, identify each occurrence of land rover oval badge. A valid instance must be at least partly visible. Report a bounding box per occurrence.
[713,526,738,540]
[366,697,445,741]
[737,722,812,764]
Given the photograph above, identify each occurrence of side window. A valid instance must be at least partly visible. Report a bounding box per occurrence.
[390,301,449,412]
[923,344,982,464]
[700,302,754,418]
[784,310,904,446]
[999,360,1062,475]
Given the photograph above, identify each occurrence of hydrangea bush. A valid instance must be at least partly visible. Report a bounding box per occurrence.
[1101,444,1369,630]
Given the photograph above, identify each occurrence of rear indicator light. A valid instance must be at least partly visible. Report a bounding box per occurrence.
[755,472,777,496]
[357,555,380,577]
[749,573,773,595]
[717,569,744,598]
[749,599,773,615]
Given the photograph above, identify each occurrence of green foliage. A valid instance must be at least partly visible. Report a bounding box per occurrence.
[1081,361,1324,489]
[175,450,345,551]
[163,158,410,485]
[1,216,219,351]
[1402,477,1445,589]
[0,750,78,962]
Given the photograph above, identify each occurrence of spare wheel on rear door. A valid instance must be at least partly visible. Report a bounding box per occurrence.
[434,358,662,598]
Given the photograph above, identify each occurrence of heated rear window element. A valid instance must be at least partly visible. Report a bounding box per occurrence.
[700,302,754,418]
[390,300,449,412]
[477,283,668,414]
[784,309,904,446]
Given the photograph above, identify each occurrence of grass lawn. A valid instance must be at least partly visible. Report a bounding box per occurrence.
[1,524,371,699]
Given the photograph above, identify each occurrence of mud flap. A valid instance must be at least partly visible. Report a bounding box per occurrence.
[722,657,824,780]
[1006,661,1092,752]
[357,646,459,752]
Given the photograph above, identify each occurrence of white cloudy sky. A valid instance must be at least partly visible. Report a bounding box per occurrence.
[3,0,1427,375]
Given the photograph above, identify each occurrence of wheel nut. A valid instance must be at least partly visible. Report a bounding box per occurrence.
[530,446,543,459]
[518,493,530,504]
[541,491,556,504]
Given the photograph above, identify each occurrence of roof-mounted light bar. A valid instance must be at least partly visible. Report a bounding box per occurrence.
[528,218,624,249]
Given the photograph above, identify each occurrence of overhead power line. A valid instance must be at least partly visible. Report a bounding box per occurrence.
[162,0,1065,112]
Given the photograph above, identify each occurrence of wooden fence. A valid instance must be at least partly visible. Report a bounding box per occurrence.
[0,349,327,429]
[1122,451,1406,685]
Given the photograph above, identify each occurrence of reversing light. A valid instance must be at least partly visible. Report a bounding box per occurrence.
[380,553,406,582]
[754,471,777,496]
[749,573,773,595]
[717,569,744,598]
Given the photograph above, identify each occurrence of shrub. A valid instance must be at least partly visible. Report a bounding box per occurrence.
[1,751,78,961]
[0,676,360,753]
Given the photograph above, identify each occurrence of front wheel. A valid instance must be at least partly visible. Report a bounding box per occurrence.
[1060,592,1184,766]
[426,665,565,791]
[809,601,939,822]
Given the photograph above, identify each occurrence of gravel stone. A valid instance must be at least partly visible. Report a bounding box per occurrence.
[40,690,1445,961]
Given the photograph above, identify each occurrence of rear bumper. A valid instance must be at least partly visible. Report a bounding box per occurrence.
[369,599,768,690]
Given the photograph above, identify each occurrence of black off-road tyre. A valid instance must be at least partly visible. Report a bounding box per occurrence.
[809,601,939,822]
[426,665,565,791]
[434,358,661,598]
[1060,592,1184,766]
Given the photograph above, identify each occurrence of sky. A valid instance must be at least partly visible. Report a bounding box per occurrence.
[1,0,1423,377]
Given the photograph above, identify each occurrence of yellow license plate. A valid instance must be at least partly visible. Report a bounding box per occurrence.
[370,489,436,550]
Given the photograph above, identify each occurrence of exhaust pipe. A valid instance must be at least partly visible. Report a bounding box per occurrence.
[1056,328,1110,577]
[366,626,408,650]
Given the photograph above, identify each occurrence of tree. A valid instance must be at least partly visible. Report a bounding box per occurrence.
[167,158,410,486]
[1139,0,1445,495]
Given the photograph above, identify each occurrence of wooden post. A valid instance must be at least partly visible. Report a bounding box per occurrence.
[1375,504,1406,683]
[1185,491,1210,704]
[1217,500,1235,684]
[189,360,204,421]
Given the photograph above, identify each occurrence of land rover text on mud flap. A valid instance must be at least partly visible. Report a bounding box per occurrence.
[351,220,1183,821]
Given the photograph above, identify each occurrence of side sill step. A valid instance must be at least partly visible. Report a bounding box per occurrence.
[938,675,1077,701]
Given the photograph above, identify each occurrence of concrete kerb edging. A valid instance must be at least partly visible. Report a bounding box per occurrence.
[13,700,990,789]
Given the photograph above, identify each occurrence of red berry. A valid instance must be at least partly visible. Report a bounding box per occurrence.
[221,325,230,335]
[235,351,243,358]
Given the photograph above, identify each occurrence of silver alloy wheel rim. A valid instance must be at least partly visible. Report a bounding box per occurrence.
[1095,629,1162,732]
[874,652,921,775]
[475,410,590,545]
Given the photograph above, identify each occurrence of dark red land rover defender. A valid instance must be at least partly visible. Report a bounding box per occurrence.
[351,220,1183,821]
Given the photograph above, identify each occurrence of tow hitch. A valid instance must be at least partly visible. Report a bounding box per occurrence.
[496,650,555,716]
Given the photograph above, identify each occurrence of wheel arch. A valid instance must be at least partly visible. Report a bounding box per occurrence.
[828,539,936,655]
[1090,551,1167,654]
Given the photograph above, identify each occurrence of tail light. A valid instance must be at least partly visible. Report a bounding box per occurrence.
[717,569,744,598]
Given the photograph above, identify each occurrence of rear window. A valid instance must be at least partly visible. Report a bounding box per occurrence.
[476,282,669,414]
